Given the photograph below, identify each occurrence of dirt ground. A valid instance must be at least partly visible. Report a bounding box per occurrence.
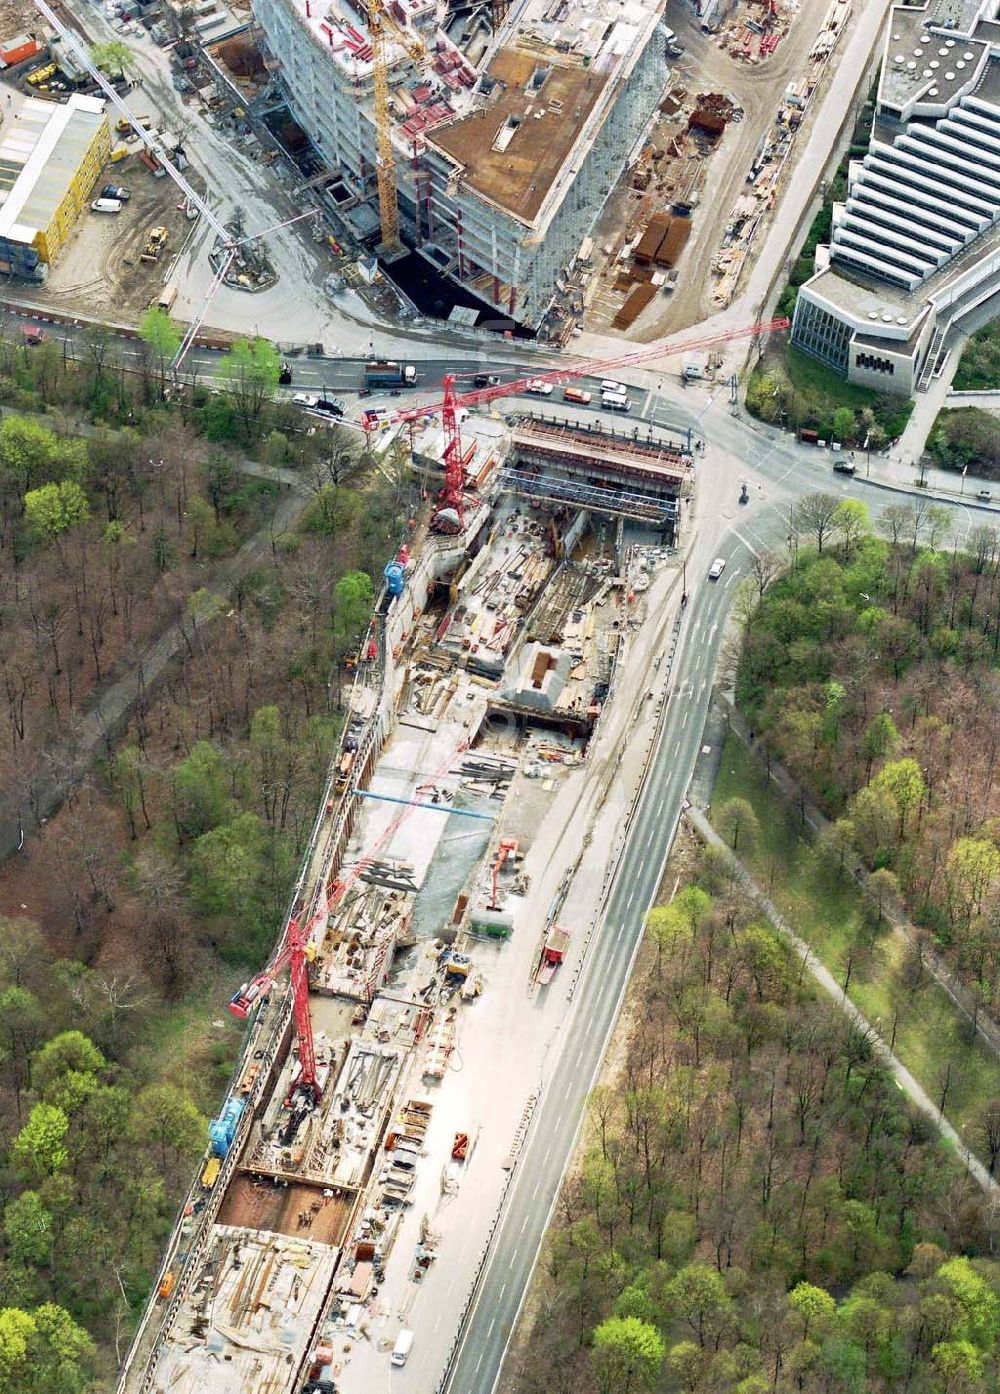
[41,151,201,319]
[218,1174,356,1246]
[583,0,861,342]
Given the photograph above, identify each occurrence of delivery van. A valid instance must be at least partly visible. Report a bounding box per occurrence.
[91,198,123,214]
[391,1330,414,1367]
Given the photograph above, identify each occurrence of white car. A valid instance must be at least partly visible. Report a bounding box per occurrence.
[708,558,726,580]
[525,379,553,396]
[292,393,319,409]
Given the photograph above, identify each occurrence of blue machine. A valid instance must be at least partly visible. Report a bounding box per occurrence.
[208,1096,246,1158]
[384,560,405,598]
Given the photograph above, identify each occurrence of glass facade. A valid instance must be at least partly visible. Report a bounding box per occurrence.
[791,294,852,373]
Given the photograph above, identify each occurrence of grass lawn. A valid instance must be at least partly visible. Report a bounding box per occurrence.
[711,732,996,1141]
[953,322,1000,392]
[784,347,888,414]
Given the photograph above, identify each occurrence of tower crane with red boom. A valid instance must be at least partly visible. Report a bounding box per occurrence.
[368,316,790,531]
[227,737,469,1101]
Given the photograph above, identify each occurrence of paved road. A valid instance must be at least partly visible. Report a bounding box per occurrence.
[443,495,790,1394]
[440,424,995,1394]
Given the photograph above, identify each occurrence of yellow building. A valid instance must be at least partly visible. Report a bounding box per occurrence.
[0,93,110,278]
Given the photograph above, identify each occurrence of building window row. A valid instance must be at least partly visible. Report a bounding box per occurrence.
[855,351,895,375]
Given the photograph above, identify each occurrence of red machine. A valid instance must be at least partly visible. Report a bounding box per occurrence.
[229,905,327,1102]
[368,317,790,531]
[536,924,571,985]
[487,838,519,911]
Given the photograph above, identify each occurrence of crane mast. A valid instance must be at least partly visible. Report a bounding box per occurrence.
[370,0,403,256]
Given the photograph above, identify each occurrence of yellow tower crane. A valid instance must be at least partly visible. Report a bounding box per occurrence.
[369,0,403,256]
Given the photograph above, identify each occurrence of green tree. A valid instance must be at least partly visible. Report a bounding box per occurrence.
[188,812,265,919]
[937,1257,1000,1349]
[931,1340,985,1391]
[945,838,1000,933]
[870,757,926,840]
[90,38,136,77]
[647,903,690,977]
[3,1192,52,1269]
[0,1303,94,1394]
[137,306,180,398]
[831,406,856,444]
[23,481,89,560]
[591,1315,664,1393]
[665,1263,733,1348]
[219,336,281,439]
[32,1031,106,1112]
[788,1281,836,1342]
[130,1082,204,1175]
[10,1103,69,1184]
[715,797,759,854]
[169,740,230,842]
[834,498,869,559]
[859,711,898,780]
[0,417,86,504]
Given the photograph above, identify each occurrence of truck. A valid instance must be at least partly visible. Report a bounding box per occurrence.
[208,1095,246,1158]
[682,354,707,381]
[156,283,178,313]
[365,360,416,388]
[535,924,570,985]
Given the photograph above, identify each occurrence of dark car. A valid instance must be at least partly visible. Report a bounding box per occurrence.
[278,361,292,385]
[833,458,856,475]
[474,373,500,387]
[101,183,130,202]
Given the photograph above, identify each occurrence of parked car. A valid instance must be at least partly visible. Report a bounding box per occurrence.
[708,557,727,579]
[101,183,131,202]
[91,197,123,214]
[292,393,318,409]
[977,489,993,502]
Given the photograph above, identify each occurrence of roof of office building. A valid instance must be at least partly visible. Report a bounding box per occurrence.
[831,80,1000,292]
[0,93,106,243]
[879,4,988,109]
[427,45,607,223]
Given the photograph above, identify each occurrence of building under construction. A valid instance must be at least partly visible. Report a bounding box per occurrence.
[252,0,669,327]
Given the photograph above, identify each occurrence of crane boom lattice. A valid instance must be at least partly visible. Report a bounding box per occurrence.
[370,0,403,255]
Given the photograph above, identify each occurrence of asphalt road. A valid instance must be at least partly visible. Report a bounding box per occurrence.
[442,492,793,1394]
[439,419,993,1394]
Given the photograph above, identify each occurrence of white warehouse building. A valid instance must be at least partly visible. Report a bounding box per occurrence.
[792,0,1000,395]
[251,0,668,330]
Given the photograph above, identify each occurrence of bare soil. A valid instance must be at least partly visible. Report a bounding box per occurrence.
[583,0,858,341]
[39,153,204,320]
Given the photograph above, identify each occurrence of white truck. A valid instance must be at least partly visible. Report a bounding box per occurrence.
[391,1330,414,1366]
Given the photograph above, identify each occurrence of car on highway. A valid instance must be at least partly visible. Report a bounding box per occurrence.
[708,557,727,579]
[563,387,592,404]
[601,395,632,413]
[833,458,856,475]
[525,379,553,396]
[474,373,500,387]
[601,378,626,394]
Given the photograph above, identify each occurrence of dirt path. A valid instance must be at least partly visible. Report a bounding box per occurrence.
[687,804,999,1195]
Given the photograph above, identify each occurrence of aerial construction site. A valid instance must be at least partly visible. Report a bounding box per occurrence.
[116,353,705,1394]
